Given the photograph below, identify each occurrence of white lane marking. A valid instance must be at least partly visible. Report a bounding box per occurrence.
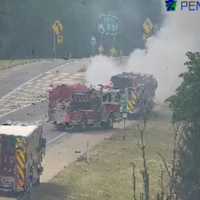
[1,59,85,101]
[47,132,68,145]
[0,59,89,119]
[0,60,68,100]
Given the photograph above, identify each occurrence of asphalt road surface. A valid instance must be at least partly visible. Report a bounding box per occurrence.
[0,59,65,98]
[0,58,90,200]
[0,57,90,147]
[0,59,89,118]
[0,57,127,200]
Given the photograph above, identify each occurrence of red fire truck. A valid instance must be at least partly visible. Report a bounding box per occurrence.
[48,84,121,130]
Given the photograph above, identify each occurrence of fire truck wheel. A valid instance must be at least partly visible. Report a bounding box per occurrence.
[56,123,66,131]
[35,177,40,186]
[80,122,86,130]
[107,118,113,129]
[101,118,113,129]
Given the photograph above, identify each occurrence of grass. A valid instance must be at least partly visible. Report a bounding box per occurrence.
[0,59,37,71]
[32,105,174,200]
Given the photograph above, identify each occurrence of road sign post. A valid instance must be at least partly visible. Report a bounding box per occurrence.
[121,90,128,130]
[90,36,97,56]
[52,20,64,58]
[122,112,127,129]
[53,31,56,58]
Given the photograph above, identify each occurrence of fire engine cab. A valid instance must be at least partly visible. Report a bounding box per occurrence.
[48,84,122,130]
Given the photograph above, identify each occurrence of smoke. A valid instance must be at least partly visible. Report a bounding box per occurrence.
[86,3,200,102]
[127,10,200,101]
[86,55,122,86]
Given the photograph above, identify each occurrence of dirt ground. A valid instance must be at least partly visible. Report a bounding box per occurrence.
[30,104,173,200]
[42,130,115,182]
[0,129,119,200]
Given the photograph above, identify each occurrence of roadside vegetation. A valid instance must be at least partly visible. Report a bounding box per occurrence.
[0,59,37,71]
[0,1,162,58]
[29,52,200,200]
[31,104,173,200]
[167,52,200,200]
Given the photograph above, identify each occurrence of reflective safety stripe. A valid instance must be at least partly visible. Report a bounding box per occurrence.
[16,149,26,189]
[128,98,137,112]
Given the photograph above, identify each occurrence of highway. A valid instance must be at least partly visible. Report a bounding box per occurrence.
[0,58,90,200]
[0,57,127,200]
[0,59,66,98]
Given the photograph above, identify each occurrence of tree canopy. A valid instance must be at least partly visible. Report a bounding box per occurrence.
[0,0,162,58]
[167,52,200,123]
[167,52,200,200]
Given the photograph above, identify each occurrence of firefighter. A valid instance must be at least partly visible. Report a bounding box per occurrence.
[40,136,46,159]
[27,164,34,192]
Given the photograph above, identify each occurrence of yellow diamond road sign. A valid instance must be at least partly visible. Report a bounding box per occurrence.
[143,18,154,40]
[52,20,63,35]
[143,18,153,35]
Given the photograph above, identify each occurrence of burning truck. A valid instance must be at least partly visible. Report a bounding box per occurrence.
[111,72,158,119]
[48,73,157,130]
[48,84,121,130]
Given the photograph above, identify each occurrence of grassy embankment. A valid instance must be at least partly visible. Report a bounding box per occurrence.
[32,104,173,200]
[0,60,37,71]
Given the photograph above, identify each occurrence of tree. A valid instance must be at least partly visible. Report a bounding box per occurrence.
[0,0,163,58]
[167,52,200,200]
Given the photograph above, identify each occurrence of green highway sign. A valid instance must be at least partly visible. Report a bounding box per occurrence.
[98,14,119,36]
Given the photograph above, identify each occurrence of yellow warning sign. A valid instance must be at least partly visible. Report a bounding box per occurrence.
[143,18,154,40]
[57,34,64,44]
[52,20,63,35]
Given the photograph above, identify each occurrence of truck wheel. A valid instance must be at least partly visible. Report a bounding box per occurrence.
[35,177,40,186]
[107,118,113,129]
[81,122,87,131]
[101,118,113,129]
[56,123,65,131]
[101,121,107,129]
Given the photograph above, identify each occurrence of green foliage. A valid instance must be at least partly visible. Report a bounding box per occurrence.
[167,52,200,123]
[167,52,200,200]
[30,109,173,200]
[0,0,162,58]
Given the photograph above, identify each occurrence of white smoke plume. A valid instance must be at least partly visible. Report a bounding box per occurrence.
[86,55,122,86]
[86,3,200,101]
[127,10,200,101]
